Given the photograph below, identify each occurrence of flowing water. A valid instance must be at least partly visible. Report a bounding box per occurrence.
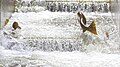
[0,1,120,67]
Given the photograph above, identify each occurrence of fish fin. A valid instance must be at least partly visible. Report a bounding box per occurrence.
[87,20,97,35]
[18,26,21,29]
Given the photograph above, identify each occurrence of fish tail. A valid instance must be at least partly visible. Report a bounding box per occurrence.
[87,20,97,35]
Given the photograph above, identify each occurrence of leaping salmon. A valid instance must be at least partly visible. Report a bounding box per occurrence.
[77,12,97,35]
[12,21,21,30]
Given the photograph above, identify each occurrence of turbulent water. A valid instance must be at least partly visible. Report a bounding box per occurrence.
[1,11,119,52]
[0,11,120,67]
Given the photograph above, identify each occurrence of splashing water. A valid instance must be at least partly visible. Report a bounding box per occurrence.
[0,11,120,67]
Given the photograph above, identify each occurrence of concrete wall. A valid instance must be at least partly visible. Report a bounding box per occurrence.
[116,0,120,37]
[114,0,120,37]
[110,0,119,37]
[0,0,15,29]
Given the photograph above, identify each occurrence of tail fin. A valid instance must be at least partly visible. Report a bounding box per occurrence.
[87,20,97,35]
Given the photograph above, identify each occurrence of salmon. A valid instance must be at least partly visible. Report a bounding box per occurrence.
[12,22,21,30]
[77,12,97,35]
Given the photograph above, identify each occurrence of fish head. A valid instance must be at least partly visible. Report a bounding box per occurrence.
[77,12,81,17]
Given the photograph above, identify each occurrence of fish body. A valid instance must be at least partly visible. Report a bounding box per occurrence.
[12,22,21,30]
[77,12,97,35]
